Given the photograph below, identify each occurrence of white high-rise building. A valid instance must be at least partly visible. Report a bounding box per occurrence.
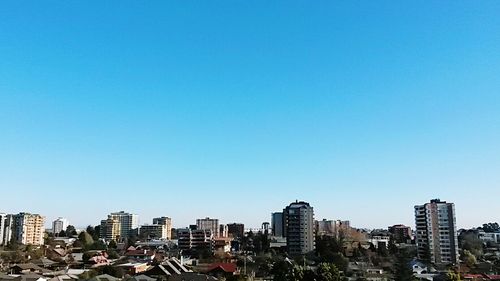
[0,213,11,246]
[415,199,459,265]
[196,217,219,238]
[283,201,315,256]
[111,211,139,238]
[53,217,69,236]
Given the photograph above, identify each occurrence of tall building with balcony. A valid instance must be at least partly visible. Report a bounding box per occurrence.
[196,217,219,238]
[12,213,45,245]
[283,201,315,256]
[271,212,284,237]
[177,228,214,251]
[100,217,121,241]
[415,199,459,265]
[53,217,69,236]
[153,217,172,240]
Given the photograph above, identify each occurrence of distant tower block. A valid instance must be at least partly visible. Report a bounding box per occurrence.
[262,222,270,232]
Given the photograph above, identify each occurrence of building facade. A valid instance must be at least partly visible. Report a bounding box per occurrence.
[227,223,245,238]
[219,224,229,238]
[0,213,12,246]
[152,217,172,240]
[12,213,45,245]
[101,211,139,240]
[283,201,315,256]
[196,217,219,238]
[316,219,336,236]
[177,228,214,251]
[139,224,169,240]
[389,224,413,243]
[415,199,459,265]
[271,212,284,237]
[53,217,69,236]
[100,217,121,241]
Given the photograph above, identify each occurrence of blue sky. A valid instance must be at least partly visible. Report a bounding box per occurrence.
[0,1,499,230]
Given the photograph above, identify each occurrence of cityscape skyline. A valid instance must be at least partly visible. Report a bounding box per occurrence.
[1,1,500,231]
[0,196,487,231]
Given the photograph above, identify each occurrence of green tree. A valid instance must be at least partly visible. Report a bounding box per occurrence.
[66,225,77,236]
[78,231,94,246]
[317,263,341,281]
[459,230,483,257]
[108,240,117,249]
[93,225,101,241]
[446,270,462,281]
[394,250,416,281]
[107,249,120,259]
[481,222,500,233]
[462,250,477,268]
[271,260,292,281]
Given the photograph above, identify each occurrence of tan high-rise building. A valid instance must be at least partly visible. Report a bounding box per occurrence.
[12,213,45,246]
[100,217,121,241]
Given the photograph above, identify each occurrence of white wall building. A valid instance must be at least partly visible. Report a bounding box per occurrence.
[53,217,69,236]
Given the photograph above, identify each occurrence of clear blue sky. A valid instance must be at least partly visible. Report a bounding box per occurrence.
[1,1,499,230]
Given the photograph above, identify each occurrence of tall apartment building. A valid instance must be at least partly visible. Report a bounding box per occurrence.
[196,217,219,238]
[152,217,172,240]
[12,213,45,245]
[100,217,121,241]
[415,199,459,265]
[389,224,413,243]
[0,213,13,246]
[53,217,69,236]
[271,212,284,237]
[102,211,139,239]
[177,228,214,251]
[283,201,315,256]
[227,223,245,238]
[219,224,229,238]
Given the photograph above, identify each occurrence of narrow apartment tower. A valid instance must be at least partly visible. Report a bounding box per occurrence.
[415,199,459,265]
[283,201,315,256]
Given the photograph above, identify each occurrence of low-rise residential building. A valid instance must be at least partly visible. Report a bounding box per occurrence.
[316,219,336,236]
[368,235,391,249]
[389,224,413,243]
[478,230,500,244]
[227,223,244,239]
[139,224,169,240]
